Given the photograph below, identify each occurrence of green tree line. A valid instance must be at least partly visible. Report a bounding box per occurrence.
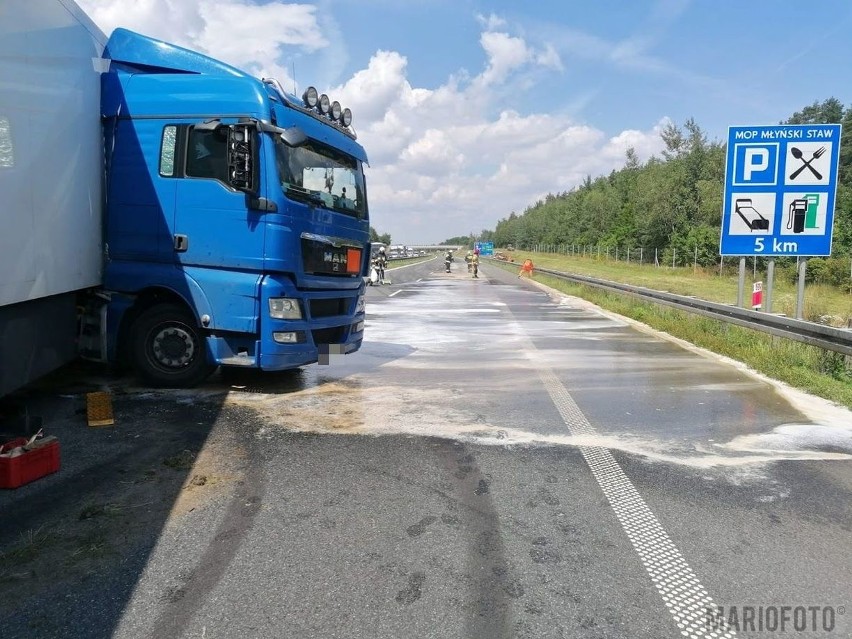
[488,98,852,283]
[370,226,391,246]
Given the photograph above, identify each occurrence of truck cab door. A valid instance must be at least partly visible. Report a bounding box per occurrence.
[173,125,265,272]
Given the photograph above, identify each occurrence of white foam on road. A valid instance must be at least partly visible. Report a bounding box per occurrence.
[719,422,852,455]
[219,385,852,469]
[547,283,852,432]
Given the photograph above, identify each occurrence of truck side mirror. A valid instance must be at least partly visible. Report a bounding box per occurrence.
[280,126,306,147]
[254,120,306,147]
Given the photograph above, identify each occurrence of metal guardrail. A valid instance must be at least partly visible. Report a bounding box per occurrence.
[519,264,852,356]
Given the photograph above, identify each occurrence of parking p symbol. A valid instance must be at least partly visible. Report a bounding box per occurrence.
[733,143,779,186]
[744,148,768,180]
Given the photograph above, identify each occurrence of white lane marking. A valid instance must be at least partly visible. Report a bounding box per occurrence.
[388,290,402,297]
[417,278,423,282]
[522,338,736,637]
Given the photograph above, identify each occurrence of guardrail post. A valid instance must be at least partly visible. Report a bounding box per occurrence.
[737,257,746,307]
[765,259,775,313]
[640,247,643,266]
[796,259,807,320]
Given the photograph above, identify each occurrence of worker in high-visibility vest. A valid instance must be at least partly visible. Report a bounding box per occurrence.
[518,258,534,278]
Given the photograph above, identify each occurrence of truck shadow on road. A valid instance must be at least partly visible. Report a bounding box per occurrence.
[0,341,415,638]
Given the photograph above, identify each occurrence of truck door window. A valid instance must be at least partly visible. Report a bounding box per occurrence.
[186,127,229,183]
[159,125,177,176]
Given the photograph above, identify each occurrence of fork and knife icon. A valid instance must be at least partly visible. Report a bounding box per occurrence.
[789,146,826,180]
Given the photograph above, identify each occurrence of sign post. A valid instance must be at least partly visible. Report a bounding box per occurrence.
[720,124,842,312]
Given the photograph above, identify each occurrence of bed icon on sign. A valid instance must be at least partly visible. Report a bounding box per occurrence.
[735,198,770,231]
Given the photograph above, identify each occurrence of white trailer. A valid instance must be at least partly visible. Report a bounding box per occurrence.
[0,0,107,395]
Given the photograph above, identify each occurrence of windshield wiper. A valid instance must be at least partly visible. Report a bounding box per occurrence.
[284,184,327,208]
[284,184,363,218]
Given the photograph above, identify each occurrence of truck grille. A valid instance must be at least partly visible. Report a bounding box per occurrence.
[312,327,346,345]
[310,298,349,319]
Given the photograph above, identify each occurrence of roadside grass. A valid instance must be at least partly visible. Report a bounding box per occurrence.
[78,502,125,520]
[489,259,852,410]
[387,255,437,268]
[0,526,58,582]
[1,501,143,584]
[163,449,196,471]
[65,528,115,567]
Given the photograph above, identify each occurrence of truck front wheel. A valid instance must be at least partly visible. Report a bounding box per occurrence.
[129,303,215,387]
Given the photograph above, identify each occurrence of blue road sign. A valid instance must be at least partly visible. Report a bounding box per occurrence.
[720,124,841,256]
[475,241,494,256]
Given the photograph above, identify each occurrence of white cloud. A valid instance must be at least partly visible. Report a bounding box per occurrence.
[601,119,671,162]
[195,2,327,63]
[399,129,465,174]
[78,0,325,89]
[334,50,410,124]
[477,32,534,86]
[535,44,563,71]
[76,1,666,243]
[476,13,507,31]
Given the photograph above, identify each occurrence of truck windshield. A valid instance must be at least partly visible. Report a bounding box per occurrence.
[275,136,366,219]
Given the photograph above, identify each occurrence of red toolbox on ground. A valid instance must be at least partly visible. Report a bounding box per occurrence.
[0,436,60,489]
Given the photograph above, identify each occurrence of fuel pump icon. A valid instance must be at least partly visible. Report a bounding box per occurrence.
[787,198,808,234]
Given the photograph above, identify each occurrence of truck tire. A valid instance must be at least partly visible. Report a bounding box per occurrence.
[129,303,215,387]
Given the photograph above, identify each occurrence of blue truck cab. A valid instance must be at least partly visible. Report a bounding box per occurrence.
[96,29,370,386]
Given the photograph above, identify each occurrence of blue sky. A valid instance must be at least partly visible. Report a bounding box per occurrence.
[78,0,852,244]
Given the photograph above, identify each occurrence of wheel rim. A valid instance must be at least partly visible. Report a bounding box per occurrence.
[148,323,196,370]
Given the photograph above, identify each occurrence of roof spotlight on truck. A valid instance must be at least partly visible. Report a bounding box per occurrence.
[302,86,319,108]
[300,86,353,129]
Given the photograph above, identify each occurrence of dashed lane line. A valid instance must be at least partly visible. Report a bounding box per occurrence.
[513,308,736,639]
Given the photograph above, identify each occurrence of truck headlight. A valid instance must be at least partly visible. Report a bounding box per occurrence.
[273,331,305,344]
[269,298,302,319]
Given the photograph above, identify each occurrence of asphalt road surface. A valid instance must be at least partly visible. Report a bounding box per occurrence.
[1,257,851,638]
